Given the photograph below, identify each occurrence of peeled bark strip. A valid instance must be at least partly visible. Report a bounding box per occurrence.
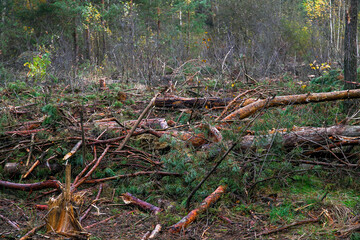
[0,179,61,191]
[121,192,162,214]
[239,125,360,150]
[169,185,227,233]
[222,89,360,121]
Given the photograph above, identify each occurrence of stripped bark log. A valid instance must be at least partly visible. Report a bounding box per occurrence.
[222,89,360,121]
[169,185,227,233]
[121,192,162,214]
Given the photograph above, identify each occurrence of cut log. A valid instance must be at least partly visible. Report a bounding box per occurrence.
[169,185,227,233]
[222,89,360,121]
[239,125,360,150]
[121,192,162,214]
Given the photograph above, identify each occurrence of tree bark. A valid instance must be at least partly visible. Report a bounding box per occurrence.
[344,0,358,89]
[343,0,358,112]
[240,125,360,150]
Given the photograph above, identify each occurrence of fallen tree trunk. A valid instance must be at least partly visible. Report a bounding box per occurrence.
[240,125,360,150]
[0,180,61,191]
[222,89,360,121]
[155,95,243,108]
[169,185,227,233]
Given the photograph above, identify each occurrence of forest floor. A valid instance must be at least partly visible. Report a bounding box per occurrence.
[1,73,360,239]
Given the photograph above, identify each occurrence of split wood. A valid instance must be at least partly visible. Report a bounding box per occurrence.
[121,192,162,214]
[169,185,227,233]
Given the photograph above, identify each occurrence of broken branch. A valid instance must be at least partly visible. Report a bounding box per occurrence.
[121,192,162,214]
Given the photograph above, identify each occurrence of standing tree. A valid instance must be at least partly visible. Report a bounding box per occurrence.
[343,0,358,113]
[344,0,358,89]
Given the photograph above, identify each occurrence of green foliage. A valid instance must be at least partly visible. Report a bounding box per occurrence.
[42,104,60,126]
[7,81,27,93]
[24,52,51,82]
[310,69,342,92]
[113,101,124,108]
[269,201,295,223]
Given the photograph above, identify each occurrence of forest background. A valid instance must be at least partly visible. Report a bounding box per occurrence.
[0,0,354,83]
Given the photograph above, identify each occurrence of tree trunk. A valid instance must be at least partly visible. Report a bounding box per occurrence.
[343,0,358,111]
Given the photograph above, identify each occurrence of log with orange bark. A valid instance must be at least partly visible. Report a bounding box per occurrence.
[169,185,227,233]
[222,89,360,121]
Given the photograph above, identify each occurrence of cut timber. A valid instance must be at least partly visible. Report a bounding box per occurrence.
[169,185,226,233]
[121,192,162,214]
[239,125,360,150]
[222,89,360,121]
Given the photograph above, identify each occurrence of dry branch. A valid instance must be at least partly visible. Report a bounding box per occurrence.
[117,93,159,151]
[80,184,103,222]
[0,213,20,230]
[19,223,46,240]
[62,140,82,163]
[222,89,360,121]
[84,211,134,229]
[169,185,227,233]
[83,171,181,184]
[72,145,110,189]
[258,217,319,236]
[121,192,162,214]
